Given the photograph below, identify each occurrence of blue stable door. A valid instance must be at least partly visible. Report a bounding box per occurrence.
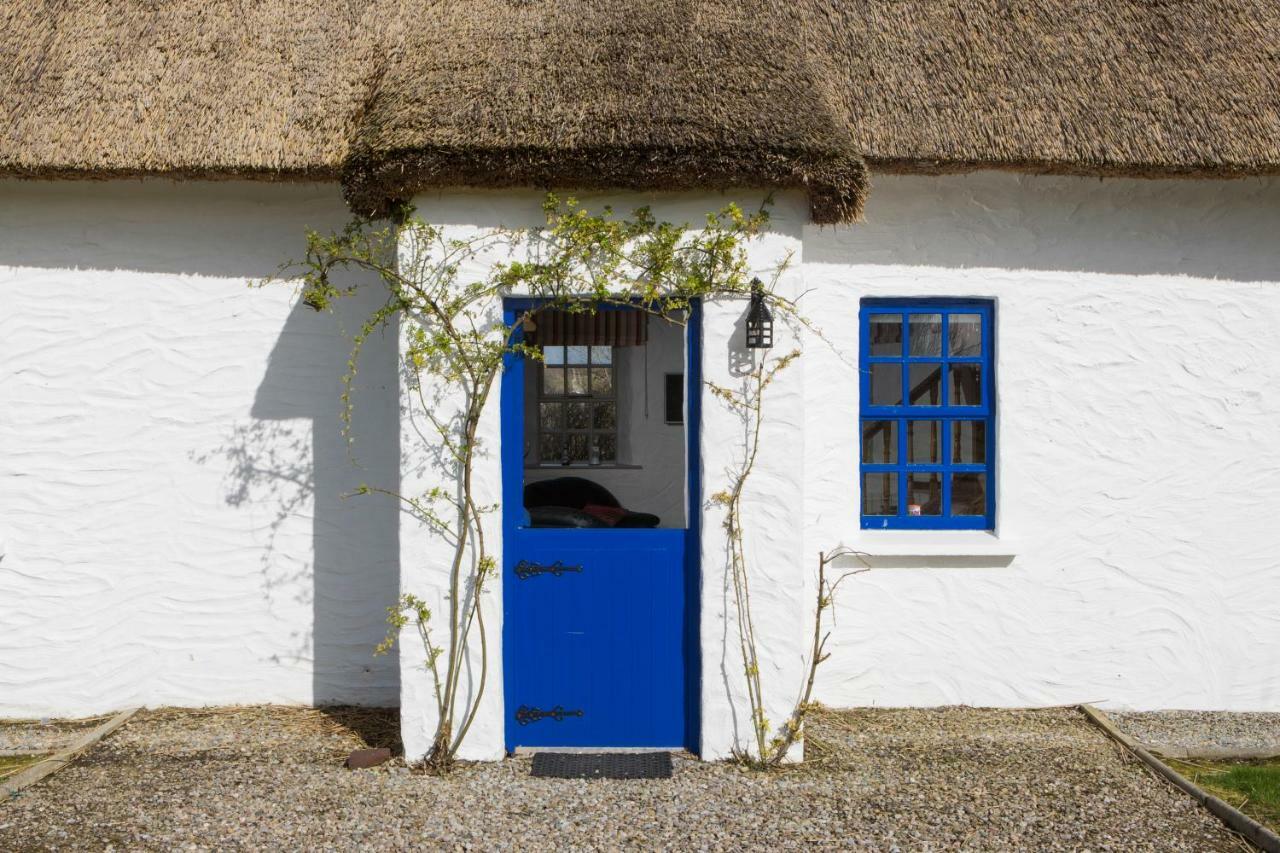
[500,300,700,752]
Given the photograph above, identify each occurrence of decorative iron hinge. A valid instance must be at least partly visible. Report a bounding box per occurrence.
[515,705,585,725]
[514,559,584,580]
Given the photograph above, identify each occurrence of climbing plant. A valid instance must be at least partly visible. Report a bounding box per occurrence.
[270,194,840,770]
[710,355,868,767]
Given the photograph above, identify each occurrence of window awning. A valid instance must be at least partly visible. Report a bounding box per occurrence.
[529,308,648,347]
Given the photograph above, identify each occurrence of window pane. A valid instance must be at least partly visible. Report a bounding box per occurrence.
[539,402,564,431]
[593,402,616,430]
[949,313,982,357]
[566,367,589,395]
[908,363,942,406]
[566,345,589,365]
[590,367,613,396]
[909,314,942,356]
[950,364,982,406]
[861,421,897,464]
[869,364,902,406]
[907,420,941,464]
[566,402,590,429]
[953,421,986,464]
[567,434,589,462]
[542,345,565,366]
[590,345,612,365]
[597,433,617,463]
[952,473,987,515]
[543,367,564,395]
[539,432,564,461]
[906,472,943,516]
[862,473,898,515]
[868,314,902,356]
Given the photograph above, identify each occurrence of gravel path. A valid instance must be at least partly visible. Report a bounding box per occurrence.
[0,705,1238,851]
[1109,710,1280,758]
[0,717,103,755]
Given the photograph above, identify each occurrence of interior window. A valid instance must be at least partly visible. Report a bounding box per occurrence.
[536,345,617,464]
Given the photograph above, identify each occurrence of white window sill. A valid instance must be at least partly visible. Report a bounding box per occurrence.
[847,530,1017,558]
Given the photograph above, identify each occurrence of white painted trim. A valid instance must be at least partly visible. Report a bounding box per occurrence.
[846,531,1018,558]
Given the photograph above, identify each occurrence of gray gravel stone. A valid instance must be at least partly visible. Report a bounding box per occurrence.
[0,717,101,755]
[0,705,1237,851]
[1109,710,1280,757]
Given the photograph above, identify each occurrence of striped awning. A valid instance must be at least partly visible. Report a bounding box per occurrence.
[529,308,648,347]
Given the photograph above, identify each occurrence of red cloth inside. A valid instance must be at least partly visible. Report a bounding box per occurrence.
[581,504,626,526]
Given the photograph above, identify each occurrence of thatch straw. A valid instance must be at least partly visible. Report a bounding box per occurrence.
[3,1,1277,222]
[0,1,392,180]
[344,0,869,223]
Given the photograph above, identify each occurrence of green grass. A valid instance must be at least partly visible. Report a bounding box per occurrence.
[1168,758,1280,832]
[0,754,43,779]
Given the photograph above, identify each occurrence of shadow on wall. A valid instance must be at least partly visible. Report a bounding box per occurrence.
[244,290,401,705]
[804,173,1280,282]
[0,179,407,707]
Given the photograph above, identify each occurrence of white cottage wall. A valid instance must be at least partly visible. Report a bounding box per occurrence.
[396,190,809,761]
[0,180,400,717]
[802,172,1280,713]
[3,172,1274,747]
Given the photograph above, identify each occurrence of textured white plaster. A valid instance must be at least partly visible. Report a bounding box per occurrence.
[0,181,400,717]
[6,172,1276,754]
[397,190,808,761]
[802,172,1280,714]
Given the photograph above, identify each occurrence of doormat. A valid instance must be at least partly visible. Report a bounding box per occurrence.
[530,752,673,780]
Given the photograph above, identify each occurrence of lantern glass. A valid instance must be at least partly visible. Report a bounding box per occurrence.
[745,281,773,349]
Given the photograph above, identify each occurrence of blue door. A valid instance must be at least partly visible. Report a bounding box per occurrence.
[501,300,700,751]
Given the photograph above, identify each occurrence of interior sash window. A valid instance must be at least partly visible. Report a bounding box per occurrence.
[859,301,995,529]
[536,345,617,464]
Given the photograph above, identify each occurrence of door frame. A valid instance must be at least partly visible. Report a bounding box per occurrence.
[499,298,702,753]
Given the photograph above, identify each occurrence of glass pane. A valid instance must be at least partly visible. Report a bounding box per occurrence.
[953,421,986,464]
[907,420,941,464]
[593,402,616,430]
[908,363,942,406]
[539,402,564,431]
[539,432,564,461]
[909,314,942,356]
[950,364,982,406]
[861,421,896,464]
[590,367,613,396]
[949,313,982,357]
[906,472,943,516]
[567,434,589,462]
[566,345,589,365]
[566,367,589,396]
[868,314,902,356]
[952,473,987,516]
[543,367,564,395]
[862,473,898,516]
[590,345,612,365]
[566,402,590,429]
[542,345,565,366]
[598,433,617,463]
[869,363,902,406]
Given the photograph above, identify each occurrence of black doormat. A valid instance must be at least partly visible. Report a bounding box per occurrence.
[530,751,673,780]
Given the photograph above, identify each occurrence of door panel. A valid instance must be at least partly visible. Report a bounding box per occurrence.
[501,299,699,752]
[504,529,686,748]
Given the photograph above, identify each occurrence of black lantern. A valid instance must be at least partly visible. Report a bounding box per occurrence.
[745,279,774,349]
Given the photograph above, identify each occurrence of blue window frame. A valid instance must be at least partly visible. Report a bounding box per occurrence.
[859,299,995,529]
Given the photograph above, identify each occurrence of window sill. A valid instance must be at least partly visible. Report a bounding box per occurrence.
[525,463,643,471]
[847,530,1016,558]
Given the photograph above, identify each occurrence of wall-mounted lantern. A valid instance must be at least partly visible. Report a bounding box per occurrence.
[745,279,774,349]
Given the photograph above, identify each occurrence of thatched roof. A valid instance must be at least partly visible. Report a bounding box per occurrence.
[4,1,1278,223]
[344,1,868,223]
[822,1,1280,180]
[0,2,389,181]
